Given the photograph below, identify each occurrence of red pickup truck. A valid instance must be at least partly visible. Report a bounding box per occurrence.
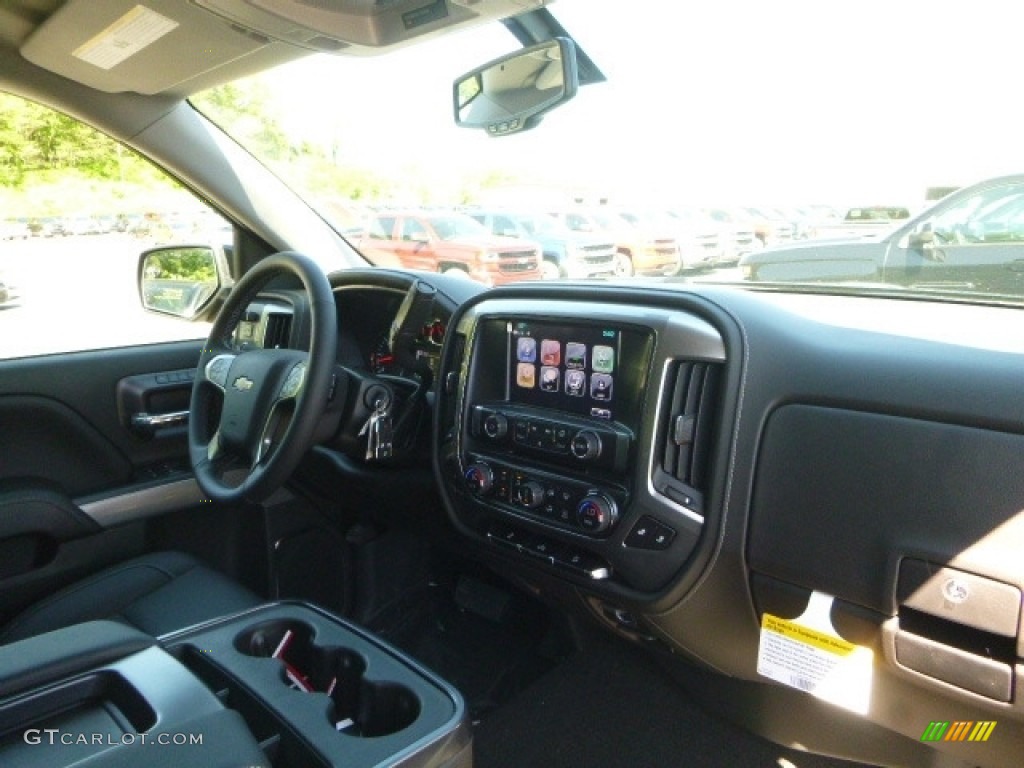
[358,211,542,285]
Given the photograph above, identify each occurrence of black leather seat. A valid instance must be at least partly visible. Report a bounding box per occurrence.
[0,551,261,645]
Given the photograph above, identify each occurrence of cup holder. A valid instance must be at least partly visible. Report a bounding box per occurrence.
[234,620,421,737]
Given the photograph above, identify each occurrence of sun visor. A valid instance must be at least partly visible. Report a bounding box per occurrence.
[20,0,302,95]
[192,0,548,55]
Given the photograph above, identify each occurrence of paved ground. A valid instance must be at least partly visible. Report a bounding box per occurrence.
[0,234,211,359]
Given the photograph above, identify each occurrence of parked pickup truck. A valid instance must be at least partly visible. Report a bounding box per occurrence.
[740,175,1024,296]
[466,209,617,279]
[549,209,680,277]
[806,205,912,240]
[0,269,19,308]
[358,211,542,286]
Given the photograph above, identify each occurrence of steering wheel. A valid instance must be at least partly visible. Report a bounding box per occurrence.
[189,252,337,503]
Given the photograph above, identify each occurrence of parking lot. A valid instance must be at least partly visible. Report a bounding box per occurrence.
[0,234,739,359]
[0,234,210,359]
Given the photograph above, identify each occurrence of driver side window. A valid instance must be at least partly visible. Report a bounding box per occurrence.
[927,183,1024,244]
[0,92,229,360]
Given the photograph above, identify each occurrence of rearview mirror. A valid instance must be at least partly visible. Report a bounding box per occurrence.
[453,38,579,136]
[138,245,223,319]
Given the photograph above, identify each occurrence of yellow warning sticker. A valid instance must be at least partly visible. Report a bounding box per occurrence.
[757,605,873,714]
[761,614,856,655]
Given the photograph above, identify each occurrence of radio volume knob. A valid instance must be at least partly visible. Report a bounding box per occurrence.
[483,413,508,439]
[576,493,618,534]
[570,430,602,461]
[464,463,494,495]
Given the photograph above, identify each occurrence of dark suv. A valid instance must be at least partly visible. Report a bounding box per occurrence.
[467,210,616,279]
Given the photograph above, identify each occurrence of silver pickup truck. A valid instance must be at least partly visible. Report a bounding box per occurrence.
[808,205,912,240]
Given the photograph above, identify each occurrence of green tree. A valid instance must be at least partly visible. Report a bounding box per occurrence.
[192,82,292,163]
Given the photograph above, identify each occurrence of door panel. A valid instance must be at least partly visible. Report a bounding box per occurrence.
[0,340,205,620]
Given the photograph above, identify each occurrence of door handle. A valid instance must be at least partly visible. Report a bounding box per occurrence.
[131,410,189,435]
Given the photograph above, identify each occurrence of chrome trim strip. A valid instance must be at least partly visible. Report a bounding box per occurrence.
[79,477,203,528]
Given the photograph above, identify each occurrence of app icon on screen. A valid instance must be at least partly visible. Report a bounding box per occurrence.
[540,339,561,366]
[539,366,559,392]
[516,363,536,388]
[565,342,586,370]
[565,369,586,396]
[590,373,613,401]
[592,345,615,373]
[517,336,537,362]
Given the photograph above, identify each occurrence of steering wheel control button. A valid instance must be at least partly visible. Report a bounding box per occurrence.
[570,430,602,461]
[576,493,618,533]
[464,463,494,495]
[280,363,306,399]
[205,354,235,390]
[624,516,676,550]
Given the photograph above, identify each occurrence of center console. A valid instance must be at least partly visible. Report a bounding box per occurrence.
[0,605,471,768]
[435,295,728,595]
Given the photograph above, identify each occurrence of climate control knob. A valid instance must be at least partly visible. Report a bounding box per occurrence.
[570,430,602,461]
[483,413,508,439]
[515,480,546,509]
[576,493,618,534]
[464,463,494,495]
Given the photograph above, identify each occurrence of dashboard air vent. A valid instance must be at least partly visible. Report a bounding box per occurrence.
[653,360,722,514]
[263,312,292,349]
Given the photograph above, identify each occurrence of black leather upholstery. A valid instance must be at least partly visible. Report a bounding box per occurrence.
[0,551,261,645]
[0,620,153,697]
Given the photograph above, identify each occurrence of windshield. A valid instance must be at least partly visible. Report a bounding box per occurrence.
[190,0,1024,304]
[429,214,490,241]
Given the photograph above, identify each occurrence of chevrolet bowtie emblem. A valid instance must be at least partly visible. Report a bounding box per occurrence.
[232,376,254,392]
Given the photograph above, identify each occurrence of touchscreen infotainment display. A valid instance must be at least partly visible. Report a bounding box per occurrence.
[507,320,623,420]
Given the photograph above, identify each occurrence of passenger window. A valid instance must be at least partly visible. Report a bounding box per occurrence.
[401,219,429,242]
[368,216,395,239]
[0,92,230,360]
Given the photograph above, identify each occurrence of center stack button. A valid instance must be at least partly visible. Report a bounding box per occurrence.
[576,492,618,533]
[515,480,546,509]
[483,412,508,439]
[570,430,602,461]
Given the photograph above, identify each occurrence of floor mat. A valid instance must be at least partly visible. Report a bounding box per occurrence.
[474,633,874,768]
[369,573,565,720]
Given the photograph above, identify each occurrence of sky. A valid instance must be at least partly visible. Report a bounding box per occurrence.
[250,0,1021,209]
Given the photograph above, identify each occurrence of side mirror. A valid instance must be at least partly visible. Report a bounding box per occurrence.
[138,245,226,320]
[908,224,935,249]
[453,38,579,136]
